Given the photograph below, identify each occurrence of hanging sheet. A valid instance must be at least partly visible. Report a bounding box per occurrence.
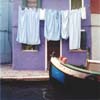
[61,10,69,40]
[16,7,40,45]
[44,9,61,41]
[69,9,81,50]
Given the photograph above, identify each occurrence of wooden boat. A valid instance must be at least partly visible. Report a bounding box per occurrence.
[50,57,100,86]
[49,57,100,98]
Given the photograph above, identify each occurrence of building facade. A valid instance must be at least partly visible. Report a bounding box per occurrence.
[12,0,92,70]
[90,0,100,60]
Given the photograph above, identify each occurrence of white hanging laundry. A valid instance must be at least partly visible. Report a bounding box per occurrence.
[44,9,61,41]
[16,6,27,44]
[26,8,40,45]
[69,9,81,50]
[39,8,45,20]
[80,7,86,19]
[61,10,69,39]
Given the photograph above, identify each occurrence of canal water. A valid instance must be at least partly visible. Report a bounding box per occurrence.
[1,80,100,100]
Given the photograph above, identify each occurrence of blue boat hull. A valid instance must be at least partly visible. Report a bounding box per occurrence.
[50,63,100,97]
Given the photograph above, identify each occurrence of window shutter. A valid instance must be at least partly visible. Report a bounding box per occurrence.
[81,31,87,50]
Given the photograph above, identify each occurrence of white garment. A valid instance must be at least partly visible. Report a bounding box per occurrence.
[16,6,27,43]
[44,9,61,41]
[26,8,40,45]
[17,7,40,45]
[80,7,86,19]
[69,9,81,50]
[39,9,45,20]
[61,10,69,39]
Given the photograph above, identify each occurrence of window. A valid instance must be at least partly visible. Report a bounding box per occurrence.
[22,44,39,52]
[80,30,87,50]
[70,30,87,52]
[71,0,82,9]
[70,0,86,52]
[22,0,42,8]
[21,0,42,52]
[70,0,83,9]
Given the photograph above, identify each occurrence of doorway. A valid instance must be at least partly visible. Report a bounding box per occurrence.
[47,40,60,70]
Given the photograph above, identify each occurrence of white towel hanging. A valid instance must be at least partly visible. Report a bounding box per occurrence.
[44,9,61,41]
[61,10,69,40]
[26,8,40,45]
[80,7,86,19]
[16,6,27,43]
[39,8,45,20]
[69,9,81,50]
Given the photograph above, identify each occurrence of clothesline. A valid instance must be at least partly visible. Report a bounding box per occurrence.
[20,6,86,20]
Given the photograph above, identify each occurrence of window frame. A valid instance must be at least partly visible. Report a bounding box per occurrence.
[70,29,87,52]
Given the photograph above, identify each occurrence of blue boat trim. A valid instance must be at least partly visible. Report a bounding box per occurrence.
[51,65,65,84]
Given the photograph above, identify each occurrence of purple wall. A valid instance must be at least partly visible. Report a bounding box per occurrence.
[12,0,91,70]
[42,0,69,10]
[62,0,91,66]
[12,0,46,70]
[12,21,45,70]
[12,0,69,70]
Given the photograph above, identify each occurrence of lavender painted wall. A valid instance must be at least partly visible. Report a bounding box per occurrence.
[12,0,69,70]
[13,0,91,70]
[42,0,69,10]
[12,0,45,70]
[62,0,91,66]
[13,21,45,70]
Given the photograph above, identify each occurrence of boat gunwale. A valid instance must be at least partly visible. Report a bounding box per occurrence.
[51,57,100,76]
[62,63,100,76]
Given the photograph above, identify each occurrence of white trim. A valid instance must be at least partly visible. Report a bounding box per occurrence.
[60,39,62,56]
[45,39,47,71]
[69,0,71,10]
[91,27,100,60]
[87,60,100,64]
[91,14,100,26]
[81,29,85,32]
[82,0,84,7]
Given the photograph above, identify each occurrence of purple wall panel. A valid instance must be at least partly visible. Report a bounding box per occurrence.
[12,0,45,70]
[13,0,69,70]
[42,0,69,10]
[13,0,91,70]
[13,21,45,70]
[62,27,90,66]
[62,0,91,66]
[82,0,91,26]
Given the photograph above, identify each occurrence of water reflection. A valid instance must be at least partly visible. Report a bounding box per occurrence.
[1,80,100,100]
